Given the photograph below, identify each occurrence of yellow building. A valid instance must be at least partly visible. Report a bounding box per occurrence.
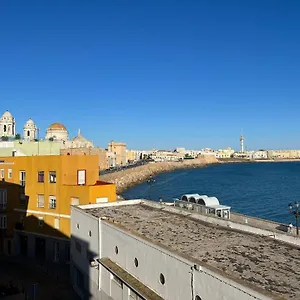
[108,140,127,166]
[0,155,116,261]
[126,150,136,163]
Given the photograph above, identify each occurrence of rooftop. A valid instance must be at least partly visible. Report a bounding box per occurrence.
[86,202,300,300]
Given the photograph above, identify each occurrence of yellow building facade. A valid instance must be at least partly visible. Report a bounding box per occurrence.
[108,141,127,166]
[0,155,116,260]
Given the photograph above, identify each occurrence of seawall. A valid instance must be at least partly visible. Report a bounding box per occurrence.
[101,155,218,194]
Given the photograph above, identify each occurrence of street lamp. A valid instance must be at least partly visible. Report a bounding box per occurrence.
[288,201,300,235]
[147,176,156,200]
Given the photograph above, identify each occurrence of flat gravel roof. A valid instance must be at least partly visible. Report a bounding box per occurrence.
[86,203,300,300]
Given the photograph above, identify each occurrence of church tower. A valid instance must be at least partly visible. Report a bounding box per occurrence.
[23,119,37,141]
[0,110,16,138]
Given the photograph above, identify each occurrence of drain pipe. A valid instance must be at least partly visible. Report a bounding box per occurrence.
[190,266,194,300]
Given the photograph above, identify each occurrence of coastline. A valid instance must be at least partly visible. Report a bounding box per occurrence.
[100,156,218,195]
[101,157,300,198]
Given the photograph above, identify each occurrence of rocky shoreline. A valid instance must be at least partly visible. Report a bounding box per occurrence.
[101,157,300,199]
[101,156,218,195]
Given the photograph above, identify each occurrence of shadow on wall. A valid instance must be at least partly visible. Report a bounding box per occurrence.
[15,216,96,299]
[70,234,97,300]
[0,179,29,256]
[0,179,97,299]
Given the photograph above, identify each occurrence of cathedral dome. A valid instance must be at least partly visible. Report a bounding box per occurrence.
[48,122,67,131]
[46,122,68,141]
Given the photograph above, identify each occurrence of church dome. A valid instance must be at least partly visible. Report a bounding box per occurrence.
[1,110,13,120]
[69,129,94,148]
[25,119,35,127]
[46,122,68,141]
[48,122,67,131]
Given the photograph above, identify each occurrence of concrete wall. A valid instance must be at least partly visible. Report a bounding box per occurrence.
[71,204,272,300]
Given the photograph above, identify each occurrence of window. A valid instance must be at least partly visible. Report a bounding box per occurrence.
[0,215,7,229]
[0,169,4,179]
[115,246,118,254]
[0,190,7,210]
[54,218,59,229]
[75,241,81,253]
[49,196,56,209]
[77,170,86,185]
[134,257,139,267]
[49,171,56,183]
[38,217,44,227]
[76,223,80,229]
[195,296,202,300]
[19,171,26,186]
[37,171,44,183]
[159,273,165,285]
[53,241,59,262]
[20,194,26,206]
[3,125,6,132]
[37,194,44,208]
[7,169,12,179]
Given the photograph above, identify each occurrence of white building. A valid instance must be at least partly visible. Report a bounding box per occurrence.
[23,118,38,141]
[252,150,268,160]
[151,150,184,162]
[71,200,277,300]
[0,111,16,138]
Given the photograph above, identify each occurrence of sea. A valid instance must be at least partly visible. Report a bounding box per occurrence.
[122,161,300,225]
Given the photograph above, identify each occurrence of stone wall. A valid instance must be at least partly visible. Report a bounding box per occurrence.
[60,147,108,170]
[101,156,218,194]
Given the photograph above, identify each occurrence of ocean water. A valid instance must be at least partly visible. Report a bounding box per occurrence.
[122,162,300,225]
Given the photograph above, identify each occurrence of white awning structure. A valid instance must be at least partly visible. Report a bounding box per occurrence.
[181,194,220,206]
[181,194,208,203]
[177,194,231,219]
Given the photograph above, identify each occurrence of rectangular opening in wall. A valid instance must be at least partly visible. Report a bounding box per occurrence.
[0,169,4,179]
[37,171,44,183]
[0,189,7,210]
[54,218,59,229]
[49,171,56,183]
[19,171,26,186]
[52,241,59,262]
[77,170,86,185]
[7,169,12,179]
[37,194,44,208]
[0,215,7,229]
[49,196,56,209]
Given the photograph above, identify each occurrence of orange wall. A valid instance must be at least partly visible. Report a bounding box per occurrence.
[0,155,116,239]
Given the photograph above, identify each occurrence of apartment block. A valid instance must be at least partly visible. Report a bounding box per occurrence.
[0,155,116,262]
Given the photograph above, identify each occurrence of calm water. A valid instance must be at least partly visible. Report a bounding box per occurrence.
[123,162,300,225]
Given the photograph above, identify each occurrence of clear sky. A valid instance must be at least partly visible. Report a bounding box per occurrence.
[1,1,300,151]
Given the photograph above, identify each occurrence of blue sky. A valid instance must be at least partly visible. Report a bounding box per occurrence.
[1,1,300,150]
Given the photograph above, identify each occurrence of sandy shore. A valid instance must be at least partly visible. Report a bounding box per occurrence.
[101,156,218,194]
